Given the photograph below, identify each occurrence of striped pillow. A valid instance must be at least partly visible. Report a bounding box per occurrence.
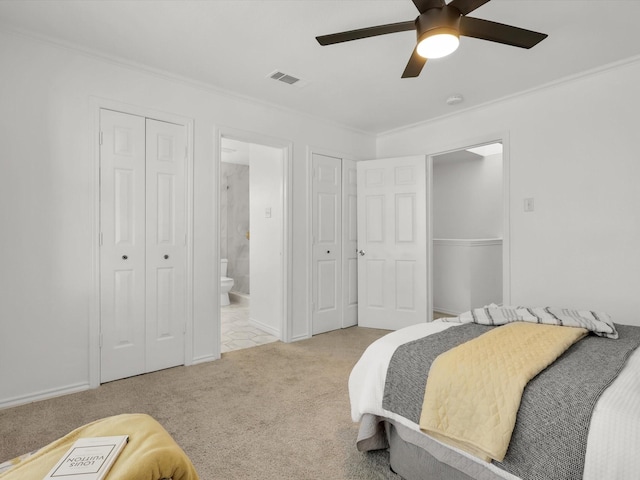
[442,305,618,339]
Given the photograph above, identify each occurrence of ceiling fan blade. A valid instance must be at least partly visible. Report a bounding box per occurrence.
[448,0,491,16]
[402,47,428,78]
[316,20,415,46]
[412,0,446,14]
[459,16,548,49]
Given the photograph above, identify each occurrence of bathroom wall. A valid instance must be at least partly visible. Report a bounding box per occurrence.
[220,162,250,294]
[220,167,229,260]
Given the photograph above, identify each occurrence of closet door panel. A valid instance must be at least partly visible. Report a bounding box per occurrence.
[100,110,146,383]
[145,118,187,373]
[311,153,342,335]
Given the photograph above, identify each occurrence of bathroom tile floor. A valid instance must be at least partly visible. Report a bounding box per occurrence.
[221,301,279,353]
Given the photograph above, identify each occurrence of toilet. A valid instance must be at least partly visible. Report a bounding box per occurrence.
[220,258,235,306]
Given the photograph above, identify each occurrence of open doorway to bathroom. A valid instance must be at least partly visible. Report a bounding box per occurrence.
[219,136,285,353]
[430,142,505,320]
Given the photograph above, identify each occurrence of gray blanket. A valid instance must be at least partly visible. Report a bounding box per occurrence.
[382,323,640,480]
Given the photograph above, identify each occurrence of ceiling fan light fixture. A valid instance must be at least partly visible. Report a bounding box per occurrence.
[417,29,460,59]
[317,0,548,78]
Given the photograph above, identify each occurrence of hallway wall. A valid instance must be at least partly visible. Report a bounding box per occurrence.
[249,143,284,336]
[432,151,503,239]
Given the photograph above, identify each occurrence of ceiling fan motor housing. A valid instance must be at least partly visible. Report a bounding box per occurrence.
[416,6,461,42]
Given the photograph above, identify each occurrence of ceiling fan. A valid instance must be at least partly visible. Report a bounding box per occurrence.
[316,0,548,78]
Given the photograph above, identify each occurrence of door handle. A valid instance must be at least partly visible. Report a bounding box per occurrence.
[122,255,128,260]
[358,249,365,256]
[164,254,169,259]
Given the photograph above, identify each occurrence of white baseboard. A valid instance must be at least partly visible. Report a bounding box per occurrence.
[191,354,219,365]
[249,317,280,338]
[433,307,462,316]
[228,291,250,306]
[289,332,311,342]
[0,382,90,410]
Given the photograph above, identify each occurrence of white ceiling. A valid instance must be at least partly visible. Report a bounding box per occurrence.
[221,138,251,166]
[1,0,640,134]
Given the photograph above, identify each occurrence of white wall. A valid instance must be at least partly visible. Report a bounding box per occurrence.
[0,30,375,407]
[433,152,503,239]
[378,58,640,327]
[249,143,283,336]
[433,239,503,314]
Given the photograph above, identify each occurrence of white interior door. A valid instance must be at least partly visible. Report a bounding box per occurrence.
[100,110,186,383]
[312,153,342,335]
[342,158,358,327]
[100,110,147,382]
[357,156,428,330]
[145,118,187,372]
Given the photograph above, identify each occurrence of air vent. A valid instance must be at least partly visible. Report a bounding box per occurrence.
[271,71,299,84]
[267,70,308,88]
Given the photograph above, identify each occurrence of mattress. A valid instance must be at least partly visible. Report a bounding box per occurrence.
[349,321,640,480]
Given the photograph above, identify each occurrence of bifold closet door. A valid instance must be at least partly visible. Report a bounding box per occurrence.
[100,110,186,383]
[100,110,147,383]
[144,118,186,373]
[311,153,342,335]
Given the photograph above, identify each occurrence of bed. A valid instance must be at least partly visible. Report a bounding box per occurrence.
[350,306,640,480]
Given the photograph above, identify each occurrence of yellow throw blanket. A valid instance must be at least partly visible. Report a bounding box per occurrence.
[0,413,199,480]
[419,322,587,462]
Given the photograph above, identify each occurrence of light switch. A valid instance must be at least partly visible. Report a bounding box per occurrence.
[265,207,272,218]
[524,198,535,212]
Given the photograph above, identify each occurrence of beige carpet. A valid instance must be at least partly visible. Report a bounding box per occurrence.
[0,327,402,480]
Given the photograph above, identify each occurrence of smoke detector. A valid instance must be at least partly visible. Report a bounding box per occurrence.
[446,94,464,106]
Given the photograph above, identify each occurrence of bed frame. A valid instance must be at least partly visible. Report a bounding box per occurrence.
[387,422,475,480]
[358,415,507,480]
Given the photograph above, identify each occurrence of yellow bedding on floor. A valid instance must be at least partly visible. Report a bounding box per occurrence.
[0,413,199,480]
[419,322,587,462]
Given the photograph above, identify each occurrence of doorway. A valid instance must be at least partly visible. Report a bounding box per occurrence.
[430,142,505,319]
[219,134,289,352]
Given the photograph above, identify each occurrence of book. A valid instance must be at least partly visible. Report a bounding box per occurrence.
[43,435,128,480]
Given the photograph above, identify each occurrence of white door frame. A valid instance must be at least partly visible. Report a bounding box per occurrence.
[215,127,293,348]
[306,147,358,337]
[342,158,358,328]
[426,132,511,321]
[89,97,195,388]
